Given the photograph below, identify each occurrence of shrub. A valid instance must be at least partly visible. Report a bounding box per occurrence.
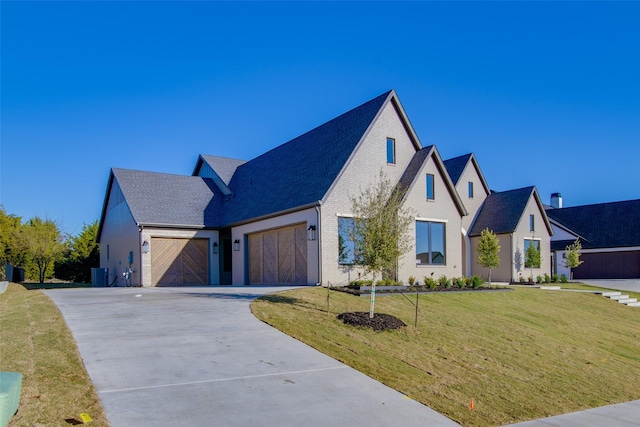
[424,276,438,289]
[544,273,551,283]
[471,275,484,289]
[536,275,544,284]
[551,274,558,283]
[456,277,466,289]
[560,274,568,283]
[350,280,373,287]
[465,277,474,287]
[438,275,451,289]
[408,276,416,286]
[519,275,525,284]
[528,275,534,284]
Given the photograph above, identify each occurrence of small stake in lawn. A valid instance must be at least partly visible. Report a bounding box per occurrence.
[469,399,474,410]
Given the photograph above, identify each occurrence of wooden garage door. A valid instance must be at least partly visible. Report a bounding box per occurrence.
[151,238,209,286]
[248,224,307,285]
[573,251,640,279]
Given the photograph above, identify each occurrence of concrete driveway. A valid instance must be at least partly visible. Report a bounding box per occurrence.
[46,287,458,427]
[581,279,640,293]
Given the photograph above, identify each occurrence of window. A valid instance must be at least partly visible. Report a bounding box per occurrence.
[416,221,446,265]
[468,181,474,198]
[386,138,396,164]
[106,244,110,260]
[524,239,541,268]
[530,214,535,232]
[426,174,435,200]
[338,217,359,265]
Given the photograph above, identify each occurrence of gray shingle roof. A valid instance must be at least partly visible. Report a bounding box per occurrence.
[546,199,640,249]
[112,168,222,228]
[195,155,246,185]
[469,186,536,236]
[221,90,393,225]
[397,145,434,195]
[443,153,472,185]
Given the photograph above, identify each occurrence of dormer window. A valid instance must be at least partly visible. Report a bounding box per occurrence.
[386,138,396,164]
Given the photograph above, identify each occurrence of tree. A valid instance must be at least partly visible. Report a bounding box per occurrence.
[16,217,65,283]
[55,220,100,283]
[477,228,500,286]
[0,206,24,280]
[564,238,584,281]
[525,241,541,281]
[348,171,414,318]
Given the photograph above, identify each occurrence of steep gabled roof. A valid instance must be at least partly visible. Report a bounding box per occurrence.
[193,154,246,185]
[545,199,640,249]
[221,90,394,225]
[98,168,222,241]
[443,153,491,195]
[469,186,552,236]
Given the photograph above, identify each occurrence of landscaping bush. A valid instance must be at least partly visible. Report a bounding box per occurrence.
[560,274,568,283]
[519,275,526,284]
[544,273,551,283]
[471,275,484,289]
[551,274,559,283]
[424,276,437,289]
[408,276,416,286]
[438,275,451,289]
[528,275,534,284]
[456,277,466,289]
[537,275,544,284]
[350,280,373,287]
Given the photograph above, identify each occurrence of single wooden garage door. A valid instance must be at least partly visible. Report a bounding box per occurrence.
[151,238,209,286]
[573,251,640,279]
[248,224,307,285]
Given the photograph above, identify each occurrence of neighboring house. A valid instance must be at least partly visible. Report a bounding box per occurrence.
[443,153,491,277]
[545,199,640,279]
[467,187,553,282]
[98,89,550,287]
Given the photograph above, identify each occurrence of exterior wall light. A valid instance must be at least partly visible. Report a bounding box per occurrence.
[307,225,316,241]
[141,240,150,254]
[212,242,219,254]
[233,239,240,251]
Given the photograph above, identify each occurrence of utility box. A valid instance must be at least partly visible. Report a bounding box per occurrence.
[91,268,108,287]
[0,372,22,427]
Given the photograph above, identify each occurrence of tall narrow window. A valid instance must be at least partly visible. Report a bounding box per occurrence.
[426,174,435,200]
[416,221,446,265]
[386,138,396,164]
[468,181,474,198]
[530,214,535,232]
[106,245,110,260]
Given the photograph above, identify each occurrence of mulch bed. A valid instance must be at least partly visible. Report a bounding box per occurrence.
[337,312,406,331]
[336,285,513,296]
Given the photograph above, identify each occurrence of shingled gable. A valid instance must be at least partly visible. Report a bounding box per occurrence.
[192,154,246,196]
[97,168,222,241]
[220,90,397,226]
[443,153,490,195]
[396,145,468,217]
[546,199,640,249]
[469,186,552,236]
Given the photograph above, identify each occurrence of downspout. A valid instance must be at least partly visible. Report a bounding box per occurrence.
[138,224,143,287]
[315,202,322,286]
[510,233,514,283]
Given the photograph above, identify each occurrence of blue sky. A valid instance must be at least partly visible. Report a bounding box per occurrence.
[2,1,639,235]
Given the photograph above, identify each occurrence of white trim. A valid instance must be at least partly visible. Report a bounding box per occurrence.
[416,217,448,223]
[336,213,354,218]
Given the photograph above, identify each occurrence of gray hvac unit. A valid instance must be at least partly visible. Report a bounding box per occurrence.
[91,268,108,287]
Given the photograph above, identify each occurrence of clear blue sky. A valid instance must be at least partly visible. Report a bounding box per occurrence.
[2,1,639,235]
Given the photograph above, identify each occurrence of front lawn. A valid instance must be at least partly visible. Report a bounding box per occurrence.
[252,287,640,427]
[0,283,108,426]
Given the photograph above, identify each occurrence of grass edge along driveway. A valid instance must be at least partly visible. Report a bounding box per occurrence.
[0,283,108,426]
[251,287,640,427]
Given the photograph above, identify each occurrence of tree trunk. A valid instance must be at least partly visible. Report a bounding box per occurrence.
[369,273,377,319]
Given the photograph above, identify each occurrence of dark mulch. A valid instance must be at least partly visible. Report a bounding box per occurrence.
[337,312,406,331]
[336,285,513,296]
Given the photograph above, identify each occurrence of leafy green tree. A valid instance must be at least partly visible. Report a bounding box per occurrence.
[16,217,65,283]
[348,172,414,318]
[564,238,584,281]
[55,220,100,283]
[525,241,541,280]
[0,206,24,280]
[477,228,500,286]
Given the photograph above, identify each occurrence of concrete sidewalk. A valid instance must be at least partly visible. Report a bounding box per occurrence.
[46,287,458,427]
[506,399,640,426]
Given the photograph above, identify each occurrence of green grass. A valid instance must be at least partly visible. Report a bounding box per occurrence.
[0,283,108,426]
[21,282,93,290]
[252,287,640,427]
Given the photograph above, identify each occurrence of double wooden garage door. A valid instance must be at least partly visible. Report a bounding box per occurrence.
[248,224,307,285]
[151,238,209,286]
[573,251,640,279]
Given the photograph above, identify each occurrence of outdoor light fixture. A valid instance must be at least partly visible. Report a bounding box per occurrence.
[212,242,219,254]
[233,239,240,251]
[307,225,316,241]
[141,240,150,254]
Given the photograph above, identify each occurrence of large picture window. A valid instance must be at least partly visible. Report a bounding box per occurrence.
[338,217,359,265]
[416,221,446,265]
[524,239,541,268]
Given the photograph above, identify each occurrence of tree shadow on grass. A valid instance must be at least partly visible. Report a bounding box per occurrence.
[256,294,300,305]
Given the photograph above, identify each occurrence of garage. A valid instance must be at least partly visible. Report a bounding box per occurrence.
[573,250,640,279]
[248,224,307,285]
[151,238,209,286]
